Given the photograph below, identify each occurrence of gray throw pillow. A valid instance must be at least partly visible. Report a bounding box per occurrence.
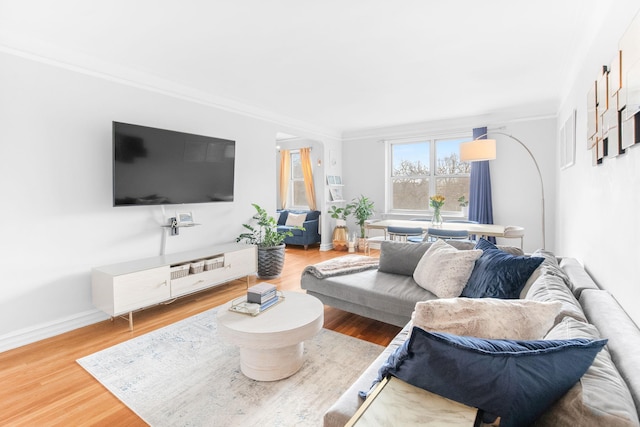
[412,240,482,298]
[378,241,432,276]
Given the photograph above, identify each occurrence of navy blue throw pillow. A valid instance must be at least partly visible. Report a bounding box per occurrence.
[461,238,543,298]
[475,237,497,251]
[367,327,606,427]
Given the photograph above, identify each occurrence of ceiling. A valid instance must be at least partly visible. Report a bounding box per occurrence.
[0,0,611,135]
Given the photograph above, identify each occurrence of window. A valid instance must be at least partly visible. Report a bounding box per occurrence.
[388,135,471,214]
[288,151,308,209]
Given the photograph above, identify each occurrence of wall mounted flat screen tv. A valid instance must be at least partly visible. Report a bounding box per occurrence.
[113,122,235,206]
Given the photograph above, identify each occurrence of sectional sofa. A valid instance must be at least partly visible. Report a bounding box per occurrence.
[301,240,640,427]
[301,240,527,327]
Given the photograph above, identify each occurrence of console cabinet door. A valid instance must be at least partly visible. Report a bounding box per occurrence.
[225,246,257,277]
[113,267,171,315]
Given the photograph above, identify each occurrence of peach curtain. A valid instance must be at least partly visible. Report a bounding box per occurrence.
[279,149,290,209]
[300,147,317,211]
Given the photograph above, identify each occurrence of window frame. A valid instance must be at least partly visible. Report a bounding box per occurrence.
[287,149,309,210]
[385,132,472,215]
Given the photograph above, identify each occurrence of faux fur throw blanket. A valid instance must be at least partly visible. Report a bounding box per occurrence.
[303,255,379,279]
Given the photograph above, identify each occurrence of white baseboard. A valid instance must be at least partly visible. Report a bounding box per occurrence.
[0,309,109,353]
[319,243,334,251]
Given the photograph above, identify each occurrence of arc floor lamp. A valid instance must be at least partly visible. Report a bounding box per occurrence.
[460,131,546,249]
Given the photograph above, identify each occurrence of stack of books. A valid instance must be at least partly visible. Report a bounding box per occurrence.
[247,283,279,311]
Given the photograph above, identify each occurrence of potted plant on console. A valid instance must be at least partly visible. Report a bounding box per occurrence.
[236,203,300,279]
[351,195,375,252]
[328,204,353,251]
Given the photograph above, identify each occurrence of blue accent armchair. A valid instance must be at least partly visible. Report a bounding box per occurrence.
[277,210,321,249]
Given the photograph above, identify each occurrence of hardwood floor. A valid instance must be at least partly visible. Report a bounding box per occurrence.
[0,245,400,426]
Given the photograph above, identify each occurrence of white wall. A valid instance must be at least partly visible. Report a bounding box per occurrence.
[321,140,348,249]
[556,1,640,326]
[342,116,557,254]
[489,118,557,252]
[0,52,335,350]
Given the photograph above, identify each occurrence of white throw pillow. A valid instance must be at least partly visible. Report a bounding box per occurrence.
[284,212,306,227]
[412,298,563,340]
[412,239,482,298]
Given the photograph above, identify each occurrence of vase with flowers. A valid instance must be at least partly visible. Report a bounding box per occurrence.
[430,194,445,227]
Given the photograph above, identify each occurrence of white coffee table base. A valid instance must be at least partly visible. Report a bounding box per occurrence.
[240,342,305,381]
[217,291,324,382]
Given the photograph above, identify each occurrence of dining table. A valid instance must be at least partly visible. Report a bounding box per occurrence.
[365,219,517,241]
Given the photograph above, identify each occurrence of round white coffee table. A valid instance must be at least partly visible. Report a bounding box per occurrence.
[217,290,324,381]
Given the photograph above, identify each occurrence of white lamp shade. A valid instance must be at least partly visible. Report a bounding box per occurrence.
[460,139,497,162]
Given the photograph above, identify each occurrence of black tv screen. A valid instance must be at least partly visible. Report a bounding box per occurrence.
[113,122,235,206]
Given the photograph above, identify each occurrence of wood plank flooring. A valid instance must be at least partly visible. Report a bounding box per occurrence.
[0,246,400,426]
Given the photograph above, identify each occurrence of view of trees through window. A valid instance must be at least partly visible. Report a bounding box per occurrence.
[390,137,471,213]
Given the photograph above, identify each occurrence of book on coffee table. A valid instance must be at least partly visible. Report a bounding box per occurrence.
[247,283,277,304]
[228,291,285,316]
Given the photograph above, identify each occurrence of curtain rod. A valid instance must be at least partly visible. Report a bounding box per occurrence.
[276,146,312,151]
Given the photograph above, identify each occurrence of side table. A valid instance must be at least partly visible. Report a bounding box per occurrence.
[346,376,480,426]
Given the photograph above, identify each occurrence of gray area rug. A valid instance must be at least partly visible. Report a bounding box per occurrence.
[77,307,383,426]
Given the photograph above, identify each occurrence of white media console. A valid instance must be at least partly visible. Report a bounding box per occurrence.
[92,242,257,330]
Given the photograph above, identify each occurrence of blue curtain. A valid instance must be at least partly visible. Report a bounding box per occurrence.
[468,127,495,243]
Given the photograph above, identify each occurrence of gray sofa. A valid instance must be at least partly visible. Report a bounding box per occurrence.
[301,240,524,327]
[301,241,640,427]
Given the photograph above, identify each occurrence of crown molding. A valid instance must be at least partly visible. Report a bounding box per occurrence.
[341,109,558,142]
[0,44,341,141]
